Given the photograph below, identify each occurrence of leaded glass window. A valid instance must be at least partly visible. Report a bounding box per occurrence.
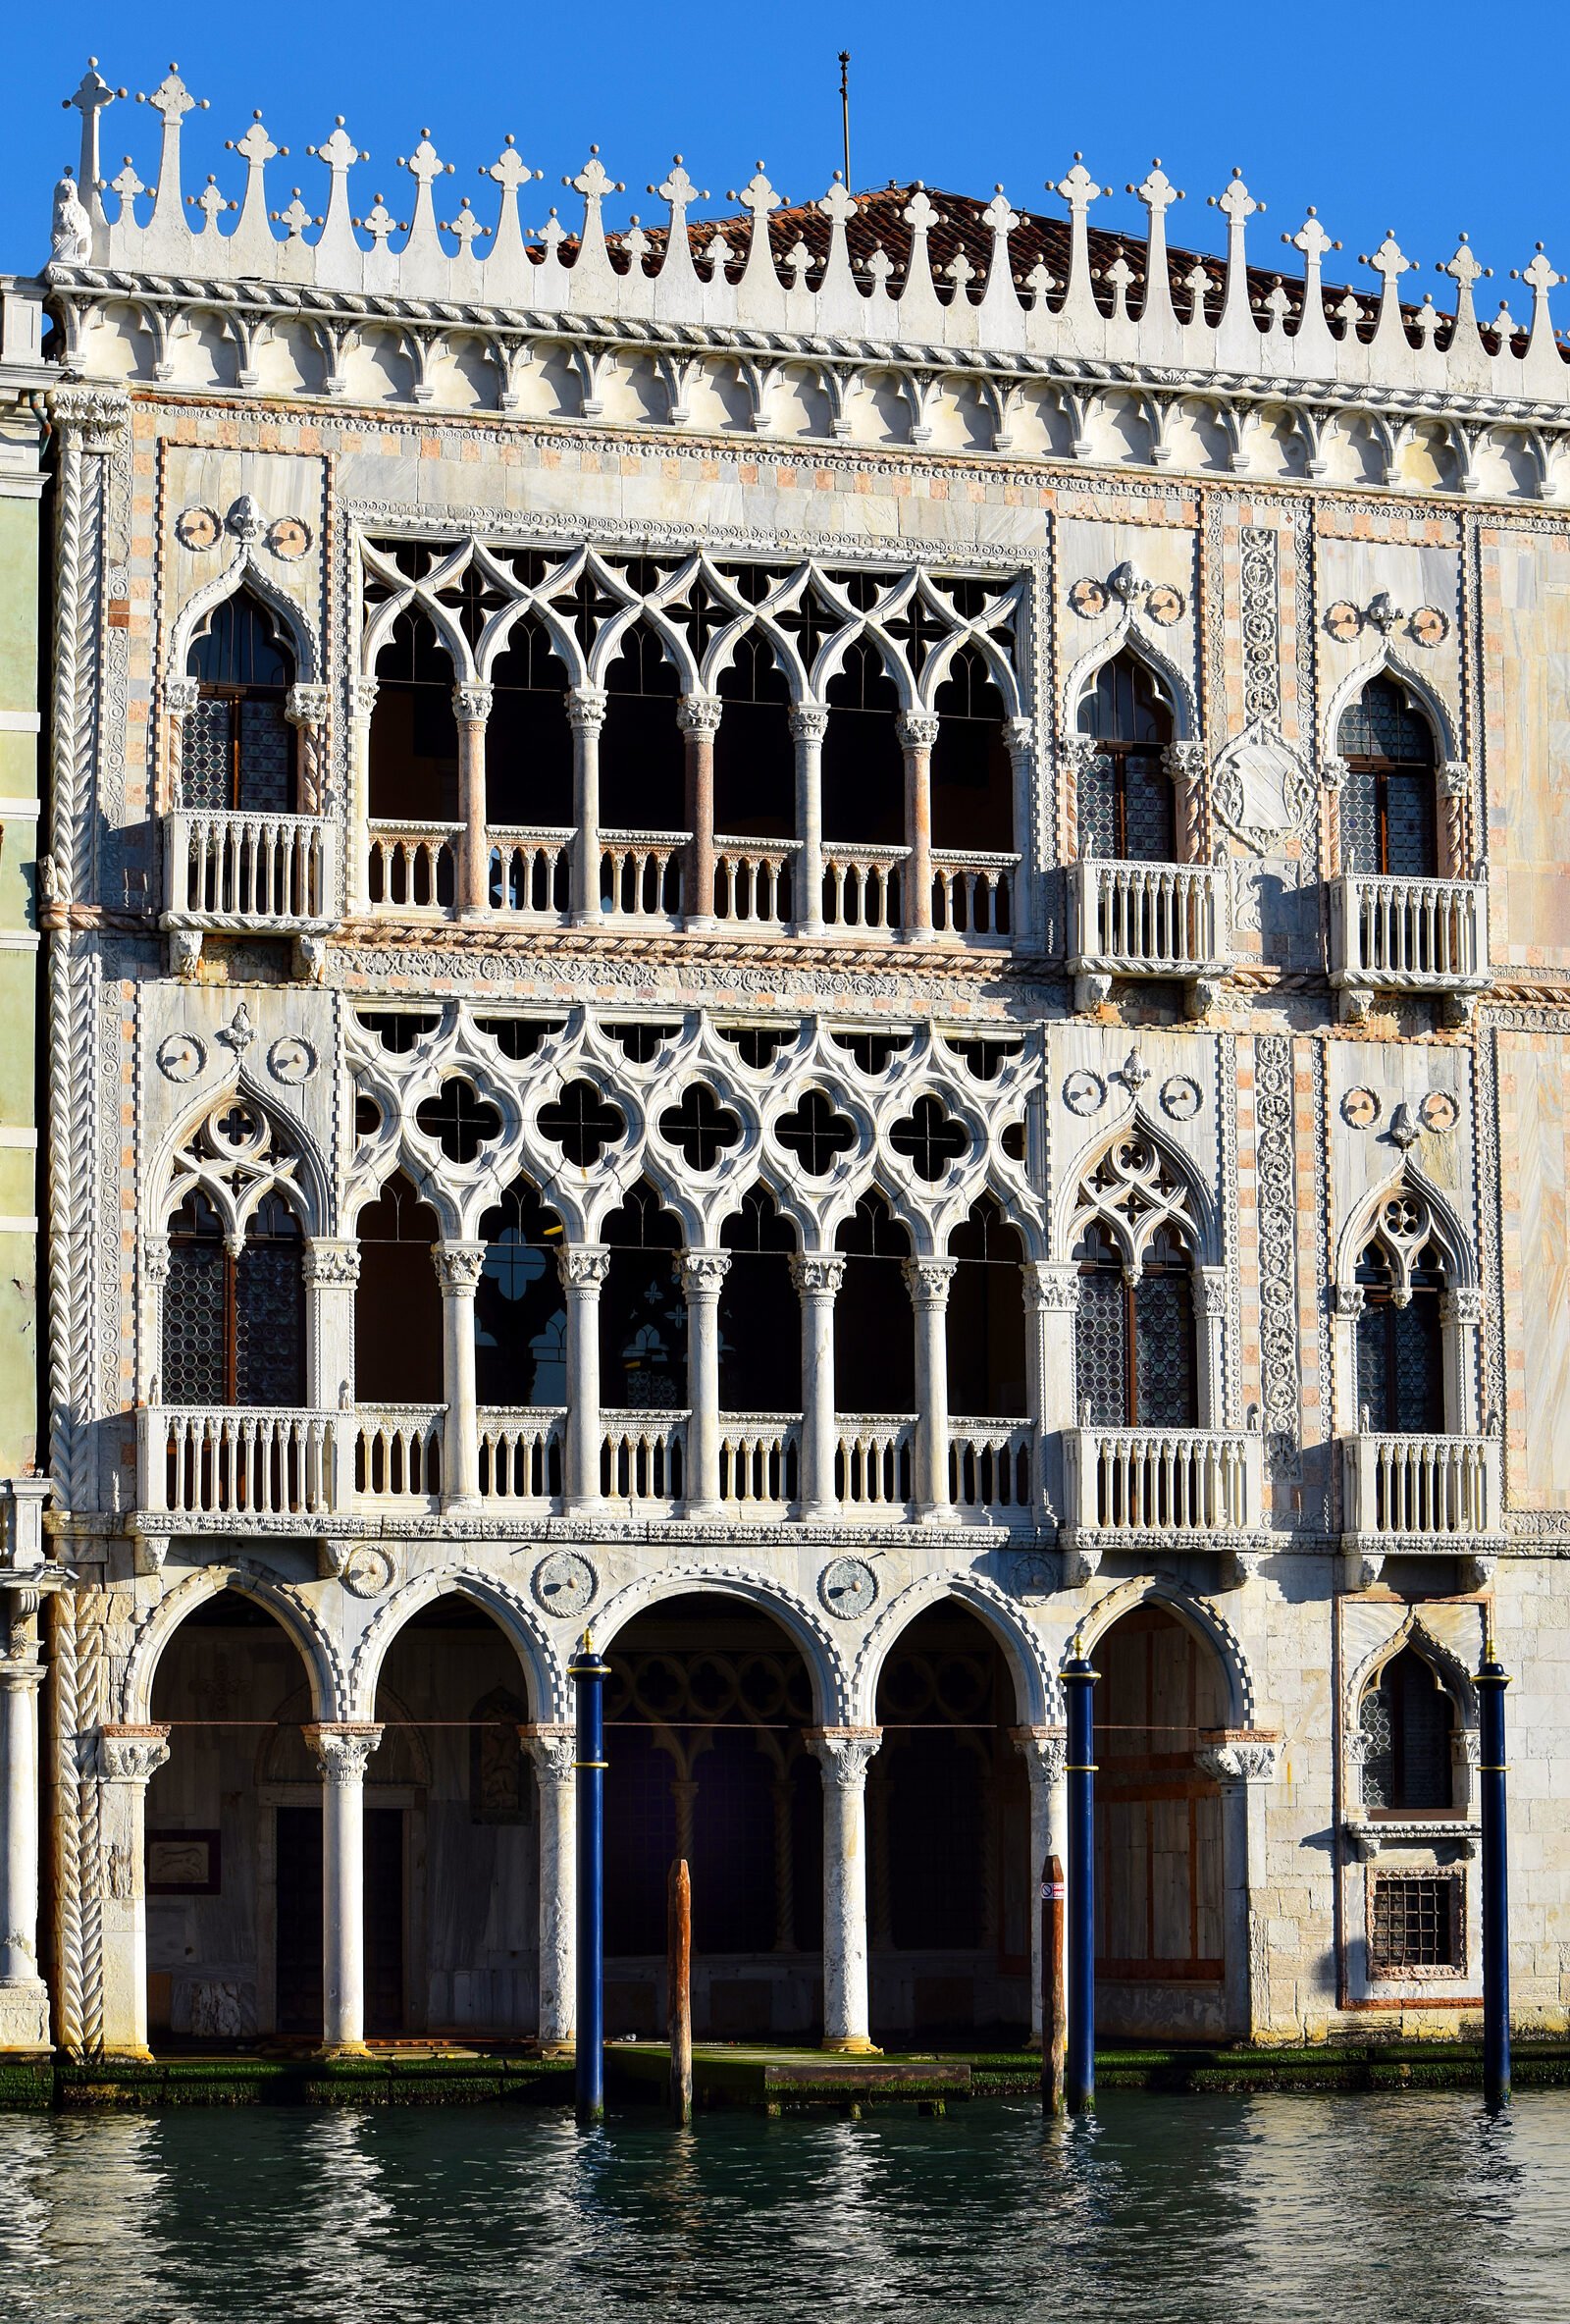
[1076,653,1175,864]
[1355,1241,1445,1434]
[1336,676,1437,878]
[162,1186,304,1407]
[1073,1220,1196,1427]
[1360,1649,1454,1814]
[183,590,297,814]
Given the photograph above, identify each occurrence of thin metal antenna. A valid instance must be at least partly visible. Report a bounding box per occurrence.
[839,50,852,190]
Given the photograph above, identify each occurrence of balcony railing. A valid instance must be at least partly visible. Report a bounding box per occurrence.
[932,851,1019,944]
[601,1408,688,1510]
[949,1419,1034,1517]
[164,809,335,928]
[367,819,459,911]
[139,1405,341,1518]
[489,826,572,921]
[712,836,799,929]
[1064,1425,1263,1541]
[836,1415,915,1514]
[1342,1433,1502,1543]
[821,846,907,936]
[600,829,688,922]
[1329,872,1489,999]
[718,1414,802,1510]
[1068,858,1228,983]
[353,1403,445,1507]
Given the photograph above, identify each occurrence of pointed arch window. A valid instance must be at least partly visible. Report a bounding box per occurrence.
[601,1183,687,1409]
[475,1179,567,1407]
[1336,675,1437,878]
[1074,1220,1197,1428]
[183,590,297,814]
[355,1172,444,1404]
[834,1190,915,1414]
[932,643,1013,852]
[715,635,795,842]
[602,623,684,833]
[718,1187,801,1413]
[1355,1230,1446,1435]
[369,608,459,824]
[162,1187,305,1406]
[1075,653,1175,863]
[485,614,572,829]
[822,639,905,849]
[947,1195,1026,1417]
[1359,1647,1455,1813]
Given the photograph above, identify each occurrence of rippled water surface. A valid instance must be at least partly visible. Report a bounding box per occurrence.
[0,2091,1563,2324]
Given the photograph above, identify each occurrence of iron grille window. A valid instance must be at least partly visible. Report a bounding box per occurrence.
[162,1188,305,1406]
[1076,653,1175,863]
[1336,676,1437,878]
[183,592,296,813]
[1369,1874,1460,1974]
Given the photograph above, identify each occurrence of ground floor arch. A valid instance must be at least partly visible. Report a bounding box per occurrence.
[602,1592,823,2039]
[868,1599,1030,2039]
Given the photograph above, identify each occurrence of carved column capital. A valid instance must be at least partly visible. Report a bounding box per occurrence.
[557,1243,611,1293]
[519,1723,577,1785]
[303,1239,361,1288]
[1056,732,1097,775]
[163,676,201,721]
[1011,1725,1068,1784]
[1004,716,1035,760]
[1333,1284,1366,1319]
[806,1726,883,1788]
[567,688,608,733]
[790,1252,846,1299]
[677,694,724,735]
[903,1255,959,1310]
[1023,1260,1079,1315]
[303,1722,384,1786]
[1320,754,1349,792]
[895,712,941,753]
[452,683,494,726]
[1192,1263,1229,1319]
[286,681,332,730]
[674,1248,731,1297]
[349,676,380,721]
[1194,1729,1282,1784]
[1440,759,1472,799]
[142,1233,172,1290]
[47,383,131,451]
[1440,1288,1485,1329]
[789,705,829,745]
[98,1722,172,1785]
[1162,738,1209,780]
[432,1241,487,1294]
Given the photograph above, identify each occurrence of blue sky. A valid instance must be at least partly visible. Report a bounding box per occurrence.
[7,3,1567,293]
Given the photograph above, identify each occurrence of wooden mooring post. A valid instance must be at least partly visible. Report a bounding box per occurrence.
[668,1857,693,2126]
[1041,1851,1067,2118]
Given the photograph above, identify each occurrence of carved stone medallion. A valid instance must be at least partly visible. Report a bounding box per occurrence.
[1324,601,1362,643]
[267,1034,318,1085]
[818,1557,878,1619]
[1067,577,1109,618]
[1144,582,1184,626]
[1341,1086,1381,1129]
[341,1545,396,1599]
[532,1550,597,1620]
[1009,1552,1056,1605]
[1418,1088,1459,1135]
[156,1032,206,1083]
[1159,1075,1202,1122]
[1063,1069,1106,1116]
[266,515,313,560]
[175,506,221,553]
[1408,607,1449,648]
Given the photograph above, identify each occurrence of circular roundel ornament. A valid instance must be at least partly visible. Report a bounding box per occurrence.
[266,515,313,560]
[1324,601,1363,644]
[341,1545,396,1599]
[1418,1088,1459,1136]
[1068,577,1110,619]
[532,1550,597,1621]
[818,1557,878,1620]
[175,506,221,553]
[1408,606,1449,649]
[1144,582,1184,626]
[156,1032,205,1083]
[1340,1085,1381,1129]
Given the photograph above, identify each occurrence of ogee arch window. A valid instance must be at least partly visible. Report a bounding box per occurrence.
[183,589,297,814]
[1075,652,1175,863]
[163,1186,305,1406]
[1336,675,1438,878]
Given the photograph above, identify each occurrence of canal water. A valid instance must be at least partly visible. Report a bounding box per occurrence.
[0,2091,1561,2323]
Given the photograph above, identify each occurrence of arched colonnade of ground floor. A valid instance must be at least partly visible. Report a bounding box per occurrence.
[113,1570,1264,2054]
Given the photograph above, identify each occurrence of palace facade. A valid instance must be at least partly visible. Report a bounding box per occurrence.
[2,60,1569,2060]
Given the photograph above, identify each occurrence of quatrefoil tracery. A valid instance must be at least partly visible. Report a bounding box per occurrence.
[164,1095,306,1241]
[1070,1130,1198,1274]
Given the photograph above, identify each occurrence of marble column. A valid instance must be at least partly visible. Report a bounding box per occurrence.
[347,676,379,913]
[897,711,939,939]
[807,1727,882,2053]
[568,688,607,924]
[1194,1264,1228,1431]
[302,1239,360,1415]
[679,694,722,928]
[1024,1261,1080,1524]
[453,683,493,915]
[1004,715,1034,943]
[1012,1727,1068,2045]
[789,706,827,937]
[558,1245,610,1513]
[1194,1732,1281,2042]
[285,681,332,817]
[434,1242,486,1509]
[0,1594,49,2050]
[97,1722,172,2058]
[905,1256,957,1522]
[520,1724,576,2053]
[677,1249,730,1518]
[304,1722,384,2055]
[791,1253,844,1521]
[1440,1286,1484,1434]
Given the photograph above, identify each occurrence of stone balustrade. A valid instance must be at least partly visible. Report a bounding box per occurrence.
[1063,1423,1263,1545]
[1067,857,1229,1010]
[1329,871,1489,1014]
[164,808,335,930]
[1341,1431,1502,1545]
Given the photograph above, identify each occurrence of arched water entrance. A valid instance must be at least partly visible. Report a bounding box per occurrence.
[869,1602,1029,2040]
[602,1594,821,2039]
[1094,1603,1229,2037]
[370,1596,539,2038]
[146,1594,320,2043]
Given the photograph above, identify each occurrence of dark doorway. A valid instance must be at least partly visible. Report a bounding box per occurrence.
[275,1805,324,2036]
[365,1807,406,2036]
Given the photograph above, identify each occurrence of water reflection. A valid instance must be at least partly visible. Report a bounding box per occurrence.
[0,2093,1565,2324]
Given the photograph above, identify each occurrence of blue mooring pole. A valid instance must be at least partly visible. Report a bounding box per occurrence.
[1064,1649,1097,2114]
[571,1630,610,2125]
[1477,1630,1511,2112]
